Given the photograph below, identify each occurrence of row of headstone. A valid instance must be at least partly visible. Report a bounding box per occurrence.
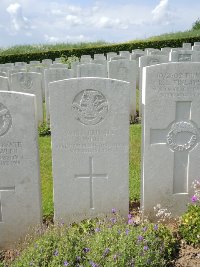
[0,76,130,248]
[1,60,200,248]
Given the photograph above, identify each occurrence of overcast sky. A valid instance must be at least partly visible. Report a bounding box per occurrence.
[0,0,199,47]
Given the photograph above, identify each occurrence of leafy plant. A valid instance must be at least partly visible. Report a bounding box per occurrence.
[10,212,177,267]
[192,18,200,31]
[179,180,200,246]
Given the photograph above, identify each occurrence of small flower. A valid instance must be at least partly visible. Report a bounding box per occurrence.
[54,250,59,256]
[143,245,148,251]
[112,208,117,213]
[142,226,147,232]
[113,254,117,261]
[137,235,144,241]
[83,247,90,253]
[125,229,129,235]
[89,261,98,267]
[103,248,110,257]
[128,214,132,219]
[154,224,158,230]
[110,217,117,224]
[191,195,198,202]
[95,227,100,233]
[64,261,69,266]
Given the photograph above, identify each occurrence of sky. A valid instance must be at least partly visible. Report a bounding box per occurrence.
[0,0,200,47]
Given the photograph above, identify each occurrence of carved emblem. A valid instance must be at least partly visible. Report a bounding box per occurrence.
[0,103,12,137]
[178,54,192,62]
[19,75,33,90]
[72,89,108,125]
[166,121,198,152]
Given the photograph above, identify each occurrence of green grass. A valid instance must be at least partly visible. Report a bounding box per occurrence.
[0,41,108,56]
[147,29,200,41]
[39,124,141,219]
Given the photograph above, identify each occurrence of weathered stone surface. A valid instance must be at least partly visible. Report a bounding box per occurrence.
[141,63,200,219]
[108,59,137,120]
[0,77,9,91]
[77,63,107,78]
[49,78,130,223]
[10,72,43,124]
[0,91,41,249]
[44,68,73,121]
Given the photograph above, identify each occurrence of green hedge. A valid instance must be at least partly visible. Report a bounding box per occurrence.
[1,36,200,64]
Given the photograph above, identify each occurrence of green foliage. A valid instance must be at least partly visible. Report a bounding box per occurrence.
[60,55,79,68]
[179,204,200,246]
[10,214,177,267]
[1,36,200,64]
[192,18,200,31]
[38,122,51,137]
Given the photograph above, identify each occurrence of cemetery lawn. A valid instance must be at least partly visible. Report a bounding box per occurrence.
[39,124,141,220]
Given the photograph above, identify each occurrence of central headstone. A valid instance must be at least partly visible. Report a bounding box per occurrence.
[142,63,200,218]
[49,78,130,223]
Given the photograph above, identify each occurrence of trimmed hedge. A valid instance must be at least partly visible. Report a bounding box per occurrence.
[1,36,200,64]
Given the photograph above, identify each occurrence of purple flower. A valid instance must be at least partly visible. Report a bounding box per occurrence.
[95,227,100,233]
[89,261,98,267]
[128,218,135,225]
[142,226,147,232]
[144,246,148,251]
[191,195,198,202]
[128,214,132,219]
[64,261,69,266]
[103,248,110,257]
[110,218,117,224]
[154,224,158,230]
[112,208,117,213]
[137,235,144,241]
[83,247,90,253]
[54,250,59,256]
[126,229,129,235]
[113,254,117,261]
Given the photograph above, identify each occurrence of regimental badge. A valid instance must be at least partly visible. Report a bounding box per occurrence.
[72,89,108,125]
[0,103,12,136]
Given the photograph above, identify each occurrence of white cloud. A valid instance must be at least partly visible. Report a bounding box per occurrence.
[44,34,88,43]
[6,2,32,33]
[66,15,82,26]
[152,0,175,25]
[96,16,128,29]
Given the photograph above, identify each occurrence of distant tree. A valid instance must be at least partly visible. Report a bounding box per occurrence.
[192,18,200,30]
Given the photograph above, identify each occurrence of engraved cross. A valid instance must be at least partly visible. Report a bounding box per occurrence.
[150,101,200,194]
[75,157,108,209]
[0,186,15,222]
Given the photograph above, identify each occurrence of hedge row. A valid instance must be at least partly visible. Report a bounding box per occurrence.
[1,36,200,64]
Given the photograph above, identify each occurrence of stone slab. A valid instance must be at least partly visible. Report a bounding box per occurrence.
[10,72,43,125]
[49,77,130,223]
[141,62,200,219]
[0,91,41,249]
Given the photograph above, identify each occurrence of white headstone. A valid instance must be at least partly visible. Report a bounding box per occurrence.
[0,77,9,91]
[139,55,169,116]
[0,72,7,77]
[142,62,200,218]
[50,63,68,69]
[42,59,53,66]
[108,59,137,120]
[49,77,130,223]
[10,72,43,125]
[119,51,131,59]
[77,63,107,78]
[15,62,27,67]
[106,52,117,61]
[182,43,192,50]
[44,68,73,121]
[28,66,45,101]
[0,91,41,248]
[169,50,200,62]
[29,61,40,65]
[80,55,92,63]
[94,54,106,60]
